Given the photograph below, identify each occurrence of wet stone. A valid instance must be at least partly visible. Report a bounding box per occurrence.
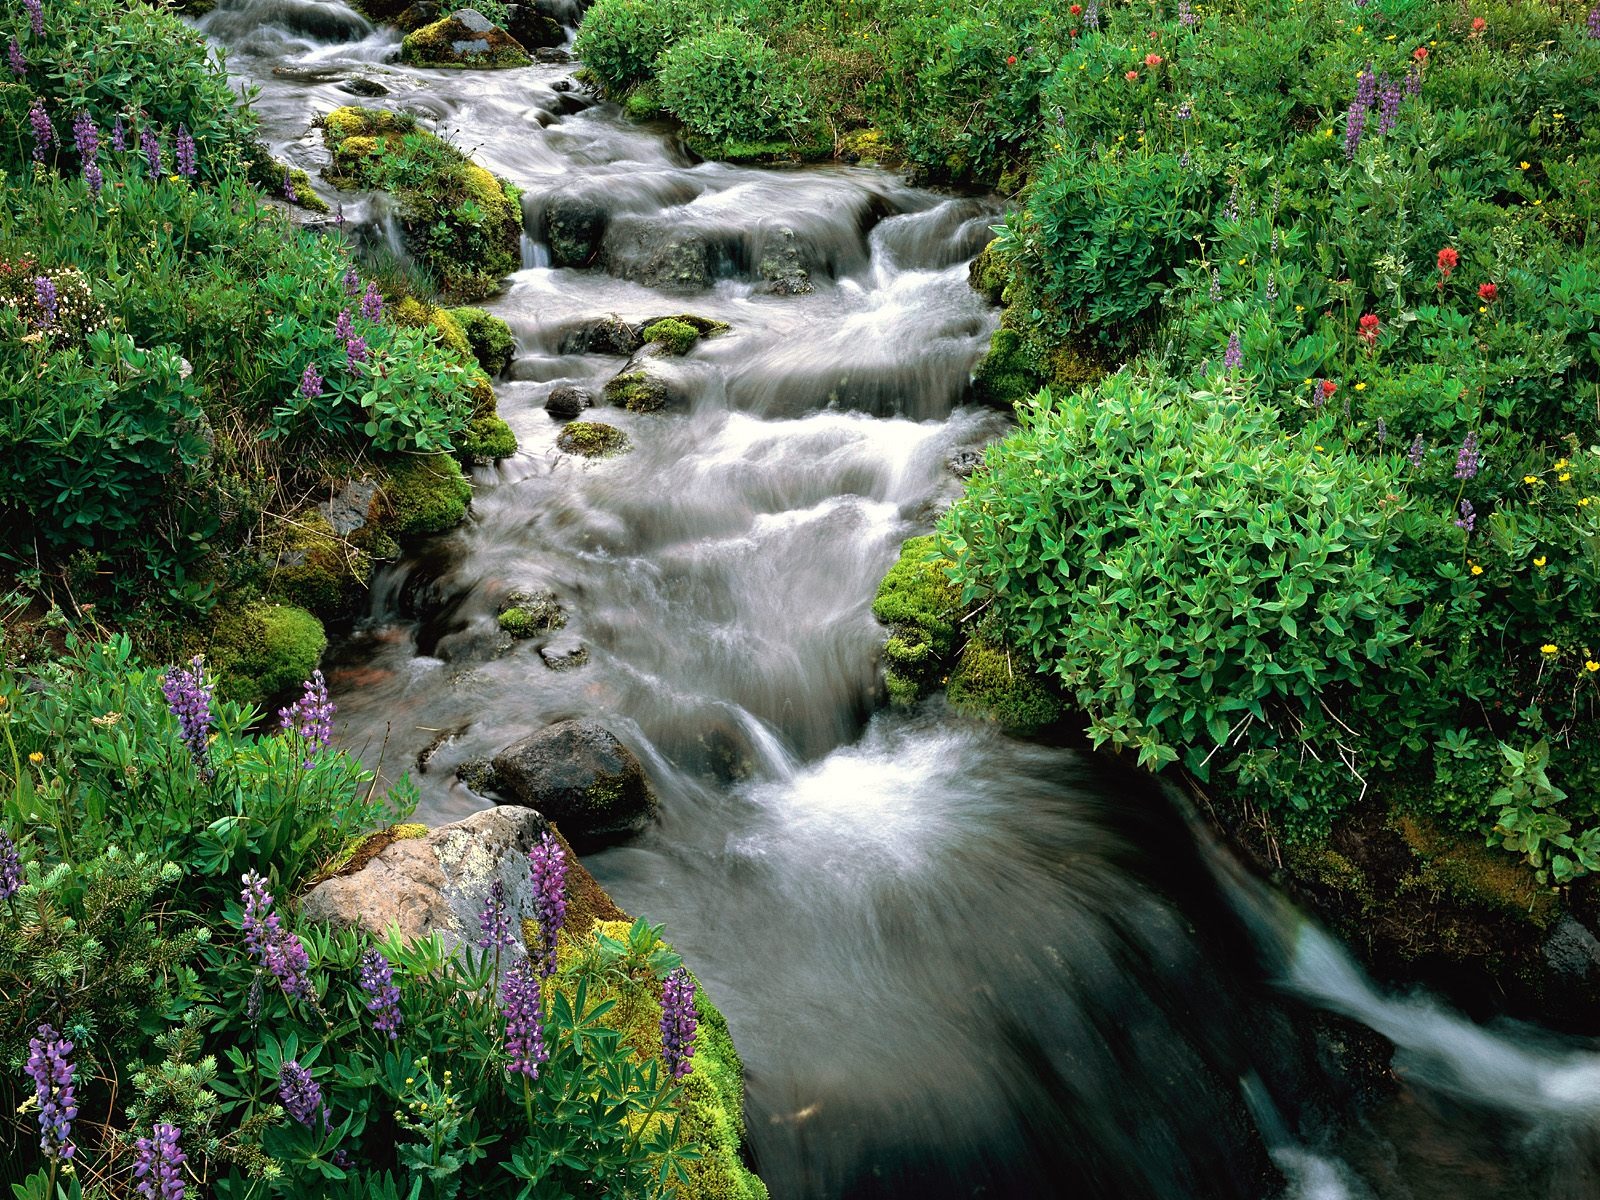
[545,383,594,419]
[320,476,379,536]
[340,77,391,97]
[452,6,496,32]
[539,636,589,671]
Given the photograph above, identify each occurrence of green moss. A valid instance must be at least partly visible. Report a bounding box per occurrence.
[447,306,516,375]
[549,923,768,1200]
[641,317,700,355]
[839,127,900,167]
[381,454,472,535]
[946,631,1065,736]
[265,509,372,617]
[497,591,564,638]
[401,15,532,69]
[967,239,1008,305]
[971,326,1042,411]
[871,536,961,704]
[555,421,630,458]
[459,414,518,462]
[1284,843,1375,910]
[623,83,664,122]
[207,601,327,710]
[602,371,671,413]
[1397,815,1558,928]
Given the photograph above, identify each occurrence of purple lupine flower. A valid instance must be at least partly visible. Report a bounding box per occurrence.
[111,117,126,153]
[1175,101,1191,120]
[1407,433,1425,468]
[660,967,697,1081]
[175,125,196,178]
[1225,181,1239,221]
[84,160,102,197]
[1375,417,1388,446]
[528,832,567,976]
[1344,101,1367,159]
[278,670,333,766]
[7,37,24,77]
[1223,331,1243,371]
[71,111,97,162]
[360,281,383,322]
[1355,65,1378,110]
[298,363,323,399]
[342,267,360,296]
[240,872,314,1000]
[1377,81,1402,137]
[500,959,548,1078]
[28,100,52,161]
[278,1061,329,1129]
[133,1122,187,1200]
[477,878,517,953]
[334,202,346,227]
[1084,0,1099,30]
[141,128,162,179]
[1588,6,1600,38]
[1208,269,1220,303]
[161,656,214,777]
[283,169,297,203]
[1454,430,1481,480]
[0,829,21,903]
[1178,0,1196,26]
[1266,274,1278,302]
[358,949,403,1040]
[1455,498,1476,534]
[26,1026,77,1163]
[344,335,369,369]
[34,275,58,328]
[334,307,354,341]
[24,0,42,37]
[1405,62,1422,95]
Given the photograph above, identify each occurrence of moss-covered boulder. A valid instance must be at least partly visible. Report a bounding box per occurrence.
[207,601,327,710]
[458,414,518,462]
[393,295,475,360]
[549,921,769,1200]
[871,536,961,705]
[839,127,901,168]
[381,453,472,535]
[603,367,682,413]
[639,313,728,357]
[265,509,374,617]
[556,421,630,457]
[492,719,658,841]
[946,627,1066,736]
[497,589,565,638]
[401,9,532,69]
[320,106,522,300]
[447,305,516,375]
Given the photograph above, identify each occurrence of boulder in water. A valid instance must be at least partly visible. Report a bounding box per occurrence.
[539,635,589,671]
[555,421,630,457]
[602,352,689,413]
[491,720,657,841]
[393,1,439,31]
[544,195,609,267]
[498,589,565,638]
[558,313,640,356]
[757,225,814,295]
[401,9,532,69]
[545,383,594,418]
[339,76,392,98]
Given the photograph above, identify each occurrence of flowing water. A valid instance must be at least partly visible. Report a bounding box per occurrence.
[200,6,1600,1196]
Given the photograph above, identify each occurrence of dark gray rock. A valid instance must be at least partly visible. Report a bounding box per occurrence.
[1544,916,1600,981]
[320,475,379,536]
[539,635,588,671]
[544,195,608,267]
[758,226,814,295]
[491,719,657,841]
[533,46,571,63]
[558,313,641,357]
[946,448,985,479]
[340,77,391,98]
[544,383,594,418]
[503,3,563,48]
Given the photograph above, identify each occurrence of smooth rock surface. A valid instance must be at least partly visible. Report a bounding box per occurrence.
[492,719,657,841]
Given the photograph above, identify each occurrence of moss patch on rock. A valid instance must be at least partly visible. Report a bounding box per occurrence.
[264,509,373,617]
[946,627,1066,736]
[602,370,673,413]
[641,317,708,355]
[401,12,532,69]
[458,414,518,462]
[320,106,522,300]
[871,536,961,704]
[556,421,630,458]
[549,921,769,1200]
[839,127,901,167]
[497,589,565,638]
[207,601,327,710]
[448,305,516,375]
[381,453,472,535]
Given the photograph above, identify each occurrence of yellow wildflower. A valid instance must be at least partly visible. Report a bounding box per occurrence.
[1354,382,1366,391]
[1524,474,1540,484]
[1520,161,1531,170]
[1470,564,1484,576]
[29,751,43,763]
[1587,661,1600,673]
[1554,459,1569,470]
[1534,556,1547,567]
[1541,644,1559,655]
[1314,445,1325,452]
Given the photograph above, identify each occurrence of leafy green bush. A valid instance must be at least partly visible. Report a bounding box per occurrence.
[656,26,820,154]
[574,0,712,94]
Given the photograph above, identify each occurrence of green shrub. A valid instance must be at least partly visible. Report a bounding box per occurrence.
[206,601,327,709]
[656,26,820,154]
[381,453,472,535]
[574,0,712,94]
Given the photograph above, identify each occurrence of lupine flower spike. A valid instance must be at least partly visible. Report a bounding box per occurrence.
[478,878,517,953]
[278,1061,329,1129]
[24,0,43,37]
[361,281,383,322]
[0,829,21,903]
[240,872,314,999]
[528,832,567,975]
[660,968,698,1081]
[162,655,214,777]
[359,949,403,1039]
[26,1025,77,1164]
[501,959,548,1078]
[9,38,26,77]
[279,670,333,766]
[1454,430,1480,480]
[1223,331,1243,371]
[175,125,197,178]
[133,1122,187,1200]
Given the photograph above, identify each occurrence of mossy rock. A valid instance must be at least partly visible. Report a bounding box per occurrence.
[602,370,673,413]
[448,305,516,375]
[401,12,532,69]
[1397,814,1559,929]
[459,414,518,462]
[972,326,1043,411]
[265,509,373,617]
[967,239,1009,306]
[381,454,472,535]
[548,923,769,1200]
[497,589,565,638]
[946,631,1066,736]
[640,317,700,356]
[492,719,656,840]
[244,149,331,214]
[207,601,327,710]
[555,421,630,458]
[872,536,961,704]
[623,83,664,122]
[320,107,521,300]
[839,127,901,167]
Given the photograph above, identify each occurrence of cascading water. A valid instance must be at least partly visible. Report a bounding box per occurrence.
[198,5,1600,1196]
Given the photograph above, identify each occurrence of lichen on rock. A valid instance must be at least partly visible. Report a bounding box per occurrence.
[401,8,533,69]
[556,421,630,457]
